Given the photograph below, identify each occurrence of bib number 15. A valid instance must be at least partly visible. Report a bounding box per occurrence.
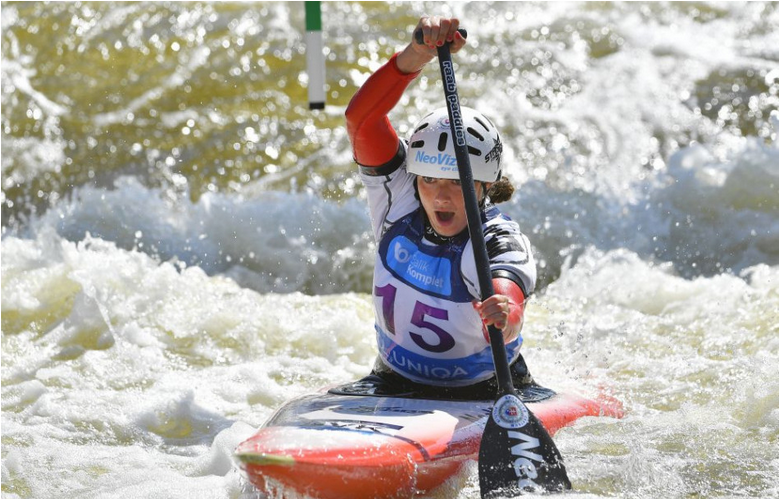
[374,284,456,353]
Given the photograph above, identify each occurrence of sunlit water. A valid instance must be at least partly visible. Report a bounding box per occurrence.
[1,2,778,498]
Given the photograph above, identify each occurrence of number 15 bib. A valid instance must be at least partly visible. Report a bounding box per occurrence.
[372,210,521,387]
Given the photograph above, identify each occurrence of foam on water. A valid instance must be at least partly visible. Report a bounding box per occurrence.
[2,217,778,498]
[23,177,376,295]
[15,122,776,293]
[523,249,778,498]
[2,229,377,497]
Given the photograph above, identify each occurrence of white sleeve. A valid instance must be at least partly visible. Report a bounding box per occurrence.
[359,154,419,243]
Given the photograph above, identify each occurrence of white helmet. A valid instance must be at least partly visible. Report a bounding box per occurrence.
[407,107,503,182]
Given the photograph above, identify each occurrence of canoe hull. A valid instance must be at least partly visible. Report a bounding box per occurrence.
[235,386,623,498]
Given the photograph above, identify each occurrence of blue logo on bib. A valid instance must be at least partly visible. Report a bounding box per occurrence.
[386,236,452,295]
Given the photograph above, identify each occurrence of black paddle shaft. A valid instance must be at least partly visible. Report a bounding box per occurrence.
[417,28,516,396]
[415,28,571,497]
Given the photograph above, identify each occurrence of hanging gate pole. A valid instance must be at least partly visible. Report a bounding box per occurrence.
[305,1,326,110]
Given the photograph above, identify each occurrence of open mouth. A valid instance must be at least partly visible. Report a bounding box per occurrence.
[435,211,455,224]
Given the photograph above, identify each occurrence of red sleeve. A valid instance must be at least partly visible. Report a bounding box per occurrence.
[345,53,421,167]
[492,277,526,338]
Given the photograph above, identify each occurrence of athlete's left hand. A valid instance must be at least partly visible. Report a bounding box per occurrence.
[473,294,522,344]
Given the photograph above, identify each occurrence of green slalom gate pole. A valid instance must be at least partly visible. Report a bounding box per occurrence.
[305,1,325,109]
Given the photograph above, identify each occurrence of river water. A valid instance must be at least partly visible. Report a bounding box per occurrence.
[1,1,778,498]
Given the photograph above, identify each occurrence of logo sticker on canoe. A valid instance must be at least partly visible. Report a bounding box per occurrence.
[492,394,529,429]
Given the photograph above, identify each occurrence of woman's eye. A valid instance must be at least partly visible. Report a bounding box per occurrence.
[422,177,436,183]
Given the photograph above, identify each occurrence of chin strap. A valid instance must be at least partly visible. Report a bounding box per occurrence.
[421,208,458,245]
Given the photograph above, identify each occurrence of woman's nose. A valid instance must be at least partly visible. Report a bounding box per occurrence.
[434,182,452,201]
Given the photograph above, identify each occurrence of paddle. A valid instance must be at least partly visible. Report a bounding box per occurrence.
[414,28,571,497]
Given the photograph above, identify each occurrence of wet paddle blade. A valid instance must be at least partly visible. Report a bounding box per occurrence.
[479,394,571,498]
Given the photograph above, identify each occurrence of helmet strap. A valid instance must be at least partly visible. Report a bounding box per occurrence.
[478,183,491,209]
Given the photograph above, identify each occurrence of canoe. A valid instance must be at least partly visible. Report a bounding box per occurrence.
[235,380,623,498]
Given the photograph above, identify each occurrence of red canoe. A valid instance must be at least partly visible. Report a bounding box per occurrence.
[235,383,624,498]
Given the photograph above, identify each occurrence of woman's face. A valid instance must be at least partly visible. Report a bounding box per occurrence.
[417,176,482,237]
